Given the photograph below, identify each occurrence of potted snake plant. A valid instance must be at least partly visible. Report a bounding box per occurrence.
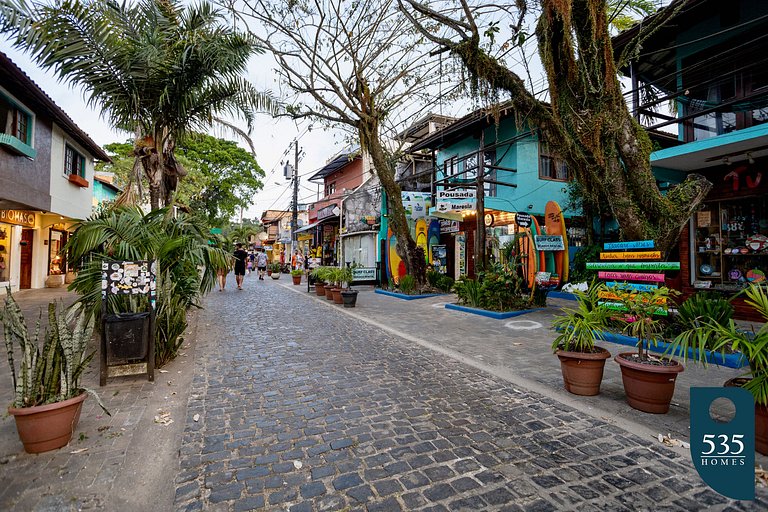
[3,289,109,453]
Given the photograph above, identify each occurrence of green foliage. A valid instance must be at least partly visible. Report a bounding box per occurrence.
[609,285,678,359]
[664,292,734,364]
[338,267,353,289]
[454,264,530,312]
[290,269,303,277]
[2,289,108,414]
[701,285,768,406]
[426,269,440,288]
[569,245,601,283]
[310,266,334,283]
[436,275,454,293]
[268,262,281,273]
[454,278,482,308]
[398,275,416,295]
[100,136,265,226]
[552,285,612,353]
[65,206,229,366]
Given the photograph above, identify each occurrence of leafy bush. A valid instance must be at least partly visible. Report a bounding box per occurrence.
[666,291,734,356]
[552,285,612,353]
[290,269,303,277]
[454,278,482,307]
[426,269,441,288]
[398,275,416,295]
[268,262,281,273]
[436,275,454,293]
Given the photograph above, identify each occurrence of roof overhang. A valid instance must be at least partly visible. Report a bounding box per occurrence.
[651,124,768,171]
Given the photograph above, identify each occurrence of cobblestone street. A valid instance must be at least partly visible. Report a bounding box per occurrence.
[174,280,767,511]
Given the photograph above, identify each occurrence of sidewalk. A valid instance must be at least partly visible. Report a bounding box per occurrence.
[282,281,767,466]
[0,287,196,511]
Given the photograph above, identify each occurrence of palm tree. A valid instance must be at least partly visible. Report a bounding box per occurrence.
[1,0,276,209]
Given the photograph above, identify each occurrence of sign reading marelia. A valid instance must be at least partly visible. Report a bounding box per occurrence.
[0,209,35,228]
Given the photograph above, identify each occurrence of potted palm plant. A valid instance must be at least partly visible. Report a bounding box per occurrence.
[311,267,327,296]
[339,267,358,308]
[290,269,303,285]
[551,282,612,396]
[612,286,684,414]
[693,284,768,455]
[269,262,281,279]
[328,268,343,303]
[3,289,109,453]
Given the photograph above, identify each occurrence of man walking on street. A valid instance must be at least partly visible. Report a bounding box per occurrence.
[233,243,248,290]
[256,248,268,280]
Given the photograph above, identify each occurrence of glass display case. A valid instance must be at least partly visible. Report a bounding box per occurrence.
[693,197,768,290]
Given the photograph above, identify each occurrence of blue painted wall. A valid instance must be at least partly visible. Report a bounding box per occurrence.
[92,180,119,209]
[434,118,575,219]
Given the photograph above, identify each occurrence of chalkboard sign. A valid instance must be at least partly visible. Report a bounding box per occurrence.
[515,212,532,228]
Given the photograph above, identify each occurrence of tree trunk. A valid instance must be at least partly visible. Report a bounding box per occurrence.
[439,0,711,259]
[134,134,165,210]
[359,121,425,285]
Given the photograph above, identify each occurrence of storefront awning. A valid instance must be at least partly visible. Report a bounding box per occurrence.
[340,230,378,238]
[295,221,321,234]
[427,208,463,221]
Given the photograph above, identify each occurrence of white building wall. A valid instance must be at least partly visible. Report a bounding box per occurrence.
[49,124,95,221]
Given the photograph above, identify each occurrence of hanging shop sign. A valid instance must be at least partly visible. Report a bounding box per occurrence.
[598,271,666,282]
[603,240,655,250]
[586,261,680,270]
[402,191,431,219]
[352,267,376,281]
[600,251,662,260]
[534,235,565,251]
[439,219,460,233]
[317,205,340,220]
[436,201,473,213]
[0,209,35,228]
[515,212,532,228]
[436,190,476,201]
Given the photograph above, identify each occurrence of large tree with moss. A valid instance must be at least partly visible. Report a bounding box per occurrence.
[232,0,445,282]
[402,0,711,257]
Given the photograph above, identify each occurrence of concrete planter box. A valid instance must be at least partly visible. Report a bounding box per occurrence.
[45,274,65,288]
[444,303,544,319]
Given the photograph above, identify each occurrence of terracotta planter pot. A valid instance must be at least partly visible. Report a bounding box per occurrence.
[615,352,684,414]
[267,270,273,276]
[8,392,87,453]
[332,288,343,304]
[292,275,302,285]
[556,347,611,396]
[326,287,337,301]
[316,283,326,296]
[725,377,768,455]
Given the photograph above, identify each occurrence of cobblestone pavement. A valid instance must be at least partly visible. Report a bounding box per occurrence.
[175,279,767,511]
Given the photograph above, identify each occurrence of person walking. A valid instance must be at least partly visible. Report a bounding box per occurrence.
[256,248,268,280]
[217,266,228,291]
[233,243,248,290]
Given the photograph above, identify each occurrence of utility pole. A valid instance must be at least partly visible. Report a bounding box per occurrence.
[291,140,299,253]
[475,133,486,272]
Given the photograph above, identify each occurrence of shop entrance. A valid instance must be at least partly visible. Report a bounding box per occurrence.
[20,229,33,289]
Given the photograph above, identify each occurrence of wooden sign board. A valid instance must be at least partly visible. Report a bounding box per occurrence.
[600,251,661,260]
[603,240,655,250]
[598,301,668,316]
[534,235,565,251]
[587,261,680,270]
[598,291,667,304]
[598,271,666,282]
[604,281,659,292]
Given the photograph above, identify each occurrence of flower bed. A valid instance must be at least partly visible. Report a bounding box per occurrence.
[445,303,544,319]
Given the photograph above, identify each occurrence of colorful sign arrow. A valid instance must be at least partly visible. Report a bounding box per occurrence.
[600,251,662,260]
[587,261,680,270]
[598,271,666,282]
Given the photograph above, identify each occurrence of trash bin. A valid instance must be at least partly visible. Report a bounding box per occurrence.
[104,312,150,364]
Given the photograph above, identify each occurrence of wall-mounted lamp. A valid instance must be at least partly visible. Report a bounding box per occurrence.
[723,156,731,166]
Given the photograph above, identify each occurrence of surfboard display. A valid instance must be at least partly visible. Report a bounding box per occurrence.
[544,201,569,282]
[531,215,546,275]
[427,220,440,264]
[387,228,405,284]
[415,219,428,263]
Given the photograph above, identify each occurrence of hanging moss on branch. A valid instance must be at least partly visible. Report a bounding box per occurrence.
[402,0,711,258]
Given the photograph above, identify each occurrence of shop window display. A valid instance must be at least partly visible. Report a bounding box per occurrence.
[693,197,768,289]
[0,226,8,282]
